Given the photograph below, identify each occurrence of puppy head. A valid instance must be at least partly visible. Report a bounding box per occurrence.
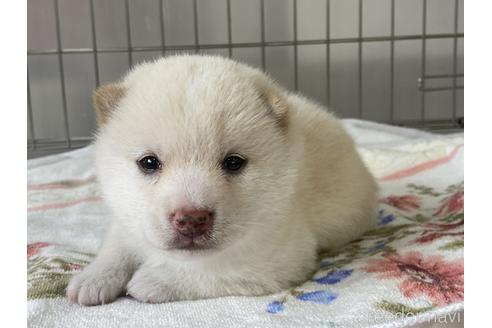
[94,56,296,257]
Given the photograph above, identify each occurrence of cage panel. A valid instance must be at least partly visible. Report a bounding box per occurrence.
[266,46,295,91]
[27,0,58,50]
[232,47,263,69]
[58,0,93,49]
[330,43,360,118]
[97,53,130,85]
[456,89,464,118]
[393,40,422,122]
[297,0,326,41]
[298,45,328,106]
[427,0,455,34]
[329,0,359,39]
[458,0,463,34]
[230,0,261,43]
[425,90,453,120]
[63,53,97,138]
[163,0,196,46]
[457,38,464,74]
[197,0,228,45]
[128,0,162,48]
[425,39,454,76]
[93,0,129,49]
[362,42,392,122]
[28,55,66,141]
[394,0,423,36]
[264,0,295,42]
[363,0,391,37]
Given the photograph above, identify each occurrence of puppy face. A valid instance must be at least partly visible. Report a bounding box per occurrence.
[94,56,296,257]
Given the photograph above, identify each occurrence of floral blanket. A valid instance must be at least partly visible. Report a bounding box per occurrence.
[27,120,464,328]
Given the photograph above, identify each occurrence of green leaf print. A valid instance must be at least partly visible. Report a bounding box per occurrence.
[376,300,433,316]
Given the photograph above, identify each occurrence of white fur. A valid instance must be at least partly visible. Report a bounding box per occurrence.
[66,55,378,305]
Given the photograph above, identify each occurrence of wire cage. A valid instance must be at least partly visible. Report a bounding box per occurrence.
[27,0,464,158]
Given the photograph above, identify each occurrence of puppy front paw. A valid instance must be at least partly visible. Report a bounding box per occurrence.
[66,269,127,306]
[126,268,176,304]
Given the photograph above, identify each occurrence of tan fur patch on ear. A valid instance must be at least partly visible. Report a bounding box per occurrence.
[92,83,126,126]
[260,86,289,129]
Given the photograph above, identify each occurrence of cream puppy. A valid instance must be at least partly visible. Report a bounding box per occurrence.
[66,55,378,306]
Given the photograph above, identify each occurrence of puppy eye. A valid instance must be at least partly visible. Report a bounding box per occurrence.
[137,155,161,174]
[222,154,247,173]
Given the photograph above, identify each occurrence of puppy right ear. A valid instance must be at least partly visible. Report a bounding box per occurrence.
[259,84,289,129]
[92,83,126,126]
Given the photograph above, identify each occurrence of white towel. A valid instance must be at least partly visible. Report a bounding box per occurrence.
[27,120,464,328]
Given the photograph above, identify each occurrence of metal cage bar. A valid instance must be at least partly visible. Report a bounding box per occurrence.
[193,0,199,54]
[420,0,428,125]
[27,33,464,55]
[326,0,331,108]
[53,0,71,148]
[293,0,299,91]
[389,0,395,124]
[260,0,266,71]
[159,0,166,56]
[27,70,35,150]
[89,0,100,87]
[452,0,459,121]
[226,0,233,58]
[425,74,464,79]
[358,0,363,119]
[124,0,133,66]
[27,0,464,158]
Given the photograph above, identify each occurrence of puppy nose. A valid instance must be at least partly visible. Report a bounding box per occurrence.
[170,209,214,238]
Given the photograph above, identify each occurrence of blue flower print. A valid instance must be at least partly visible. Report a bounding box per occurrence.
[378,210,396,226]
[266,301,285,313]
[295,291,338,304]
[313,269,353,285]
[367,241,386,253]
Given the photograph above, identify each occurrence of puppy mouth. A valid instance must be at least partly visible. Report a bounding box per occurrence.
[168,233,216,251]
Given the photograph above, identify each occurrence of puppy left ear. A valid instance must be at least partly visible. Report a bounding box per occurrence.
[257,81,289,129]
[92,83,126,126]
